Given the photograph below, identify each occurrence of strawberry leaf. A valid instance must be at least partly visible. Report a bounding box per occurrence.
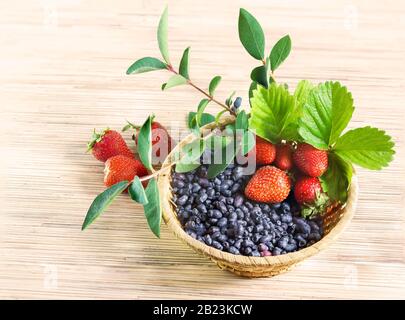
[129,176,148,205]
[143,178,162,238]
[334,126,395,170]
[157,5,170,64]
[138,115,153,170]
[82,181,129,230]
[298,81,354,150]
[126,57,167,75]
[269,35,291,72]
[249,83,299,143]
[320,153,353,202]
[238,8,265,60]
[179,47,190,79]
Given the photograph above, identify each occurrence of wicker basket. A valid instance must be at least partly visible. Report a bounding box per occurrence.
[158,118,358,278]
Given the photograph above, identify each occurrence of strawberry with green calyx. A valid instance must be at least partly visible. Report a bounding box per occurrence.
[247,136,276,165]
[245,166,291,203]
[87,129,134,162]
[104,155,148,188]
[293,143,328,177]
[274,143,293,170]
[294,176,330,218]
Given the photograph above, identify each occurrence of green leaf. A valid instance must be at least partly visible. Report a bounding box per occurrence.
[238,8,265,60]
[320,153,353,202]
[209,76,222,96]
[250,65,268,88]
[225,91,236,107]
[241,130,255,155]
[207,139,238,178]
[270,35,291,72]
[298,81,354,150]
[249,83,298,143]
[143,178,162,238]
[206,135,232,150]
[334,126,395,170]
[196,99,210,126]
[82,181,129,230]
[235,110,249,130]
[126,57,167,75]
[215,110,227,124]
[128,176,148,205]
[178,138,206,165]
[179,47,190,79]
[138,116,153,170]
[162,74,188,90]
[248,81,258,107]
[157,5,170,64]
[187,112,215,128]
[294,80,314,107]
[175,163,201,173]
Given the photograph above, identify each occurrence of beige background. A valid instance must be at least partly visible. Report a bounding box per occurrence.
[1,0,404,299]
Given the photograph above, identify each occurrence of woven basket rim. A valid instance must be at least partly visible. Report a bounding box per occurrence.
[159,118,358,268]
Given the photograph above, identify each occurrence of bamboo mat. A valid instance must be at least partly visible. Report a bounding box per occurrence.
[0,0,404,299]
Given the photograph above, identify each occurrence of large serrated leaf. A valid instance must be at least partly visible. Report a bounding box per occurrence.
[126,57,167,75]
[238,8,265,60]
[249,83,298,143]
[82,181,129,230]
[320,153,353,202]
[298,81,354,149]
[334,126,395,170]
[143,178,162,238]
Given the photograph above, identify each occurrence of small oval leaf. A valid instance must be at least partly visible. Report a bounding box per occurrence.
[175,163,201,173]
[250,65,268,88]
[236,110,249,131]
[138,116,153,170]
[238,8,265,60]
[162,74,188,90]
[82,181,129,230]
[157,6,170,64]
[179,47,190,79]
[207,139,239,178]
[129,176,148,205]
[208,76,222,96]
[196,99,210,125]
[270,35,292,72]
[126,57,167,75]
[143,178,162,238]
[241,130,255,155]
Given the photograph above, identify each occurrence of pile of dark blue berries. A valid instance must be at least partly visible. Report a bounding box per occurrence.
[171,163,323,257]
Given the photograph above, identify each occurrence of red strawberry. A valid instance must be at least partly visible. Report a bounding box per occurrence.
[294,176,323,204]
[104,155,148,188]
[135,121,174,158]
[294,176,330,218]
[87,129,133,162]
[245,166,291,203]
[274,143,293,170]
[247,136,276,165]
[293,143,328,177]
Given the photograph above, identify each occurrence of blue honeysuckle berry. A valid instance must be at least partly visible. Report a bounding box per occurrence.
[233,96,242,109]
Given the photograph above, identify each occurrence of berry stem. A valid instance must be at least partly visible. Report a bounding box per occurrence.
[166,66,236,116]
